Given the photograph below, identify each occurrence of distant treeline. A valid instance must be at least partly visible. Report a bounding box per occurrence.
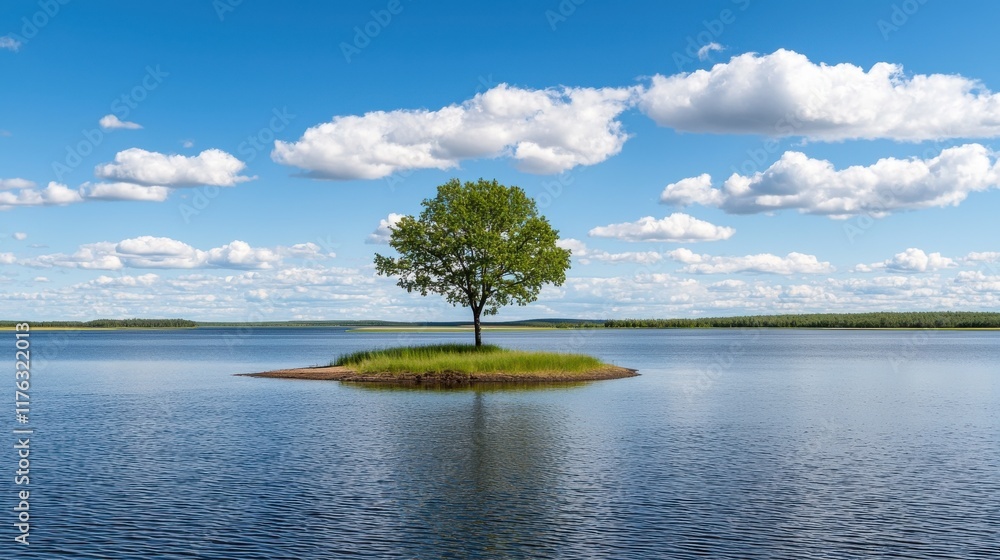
[196,320,405,327]
[604,312,1000,329]
[196,319,606,328]
[501,319,603,328]
[86,318,197,328]
[0,318,197,328]
[7,313,1000,329]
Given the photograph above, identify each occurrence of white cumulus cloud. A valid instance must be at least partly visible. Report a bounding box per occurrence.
[1,149,250,209]
[95,148,252,187]
[659,173,724,207]
[965,251,1000,263]
[556,238,663,265]
[12,232,27,241]
[22,237,308,271]
[246,289,269,302]
[279,243,335,260]
[588,213,735,242]
[114,236,205,269]
[0,36,21,52]
[366,213,406,244]
[28,242,124,270]
[205,241,281,270]
[0,182,83,209]
[1,181,175,208]
[668,248,834,274]
[660,144,1000,218]
[99,114,143,130]
[697,42,724,61]
[80,182,171,202]
[855,248,957,273]
[0,178,35,190]
[640,49,1000,141]
[272,83,637,180]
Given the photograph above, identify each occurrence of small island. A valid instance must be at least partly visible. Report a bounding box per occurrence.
[14,179,658,387]
[249,179,638,386]
[243,344,637,384]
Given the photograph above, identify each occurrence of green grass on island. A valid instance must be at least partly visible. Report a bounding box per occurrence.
[333,343,614,377]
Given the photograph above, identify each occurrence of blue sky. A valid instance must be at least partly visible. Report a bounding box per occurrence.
[2,0,1000,321]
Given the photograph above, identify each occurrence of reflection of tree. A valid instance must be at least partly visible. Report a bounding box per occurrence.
[368,389,571,556]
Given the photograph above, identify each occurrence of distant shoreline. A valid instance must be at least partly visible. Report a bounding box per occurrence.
[0,326,199,331]
[5,312,1000,330]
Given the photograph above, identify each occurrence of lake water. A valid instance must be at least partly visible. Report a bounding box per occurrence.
[6,328,999,558]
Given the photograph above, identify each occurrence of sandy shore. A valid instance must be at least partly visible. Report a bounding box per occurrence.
[239,365,638,383]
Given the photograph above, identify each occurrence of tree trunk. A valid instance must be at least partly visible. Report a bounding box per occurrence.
[473,308,482,348]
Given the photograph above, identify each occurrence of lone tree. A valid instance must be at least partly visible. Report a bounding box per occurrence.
[375,178,571,347]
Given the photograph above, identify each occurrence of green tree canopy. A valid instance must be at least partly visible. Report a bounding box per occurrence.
[374,178,571,346]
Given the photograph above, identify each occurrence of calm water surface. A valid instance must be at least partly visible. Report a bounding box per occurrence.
[6,328,999,558]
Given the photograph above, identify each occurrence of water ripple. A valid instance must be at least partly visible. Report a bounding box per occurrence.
[6,329,999,558]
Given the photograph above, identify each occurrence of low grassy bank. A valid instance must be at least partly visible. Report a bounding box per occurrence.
[244,344,637,383]
[334,344,605,375]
